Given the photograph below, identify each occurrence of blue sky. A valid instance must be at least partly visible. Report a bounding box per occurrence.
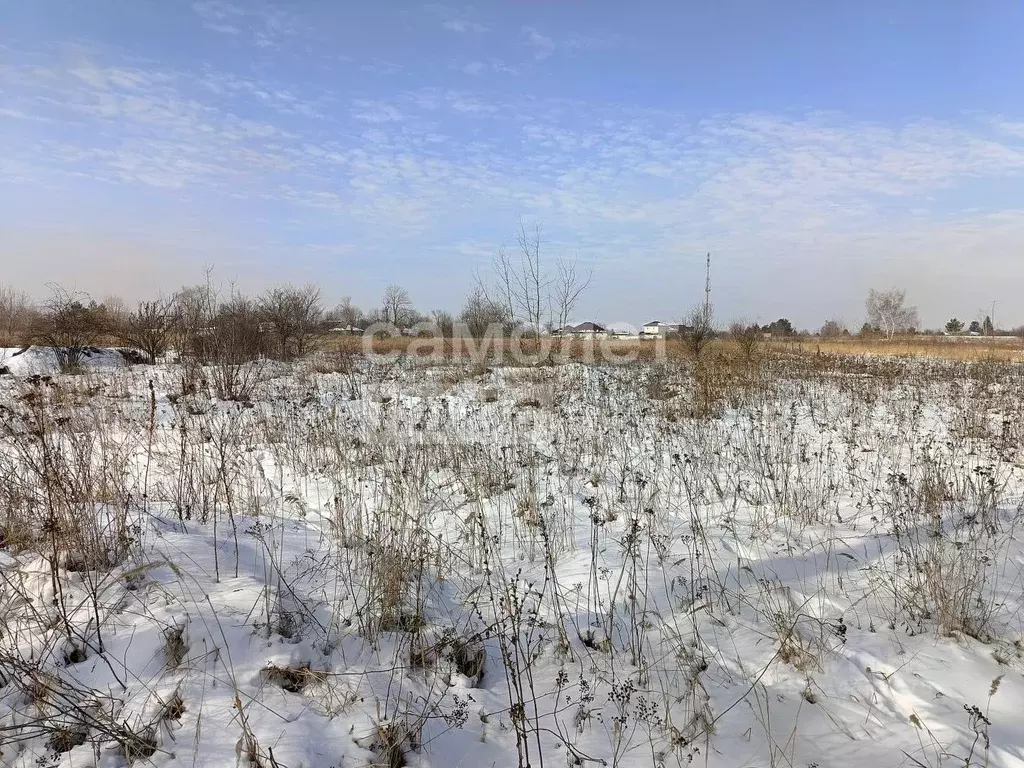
[3,1,1024,328]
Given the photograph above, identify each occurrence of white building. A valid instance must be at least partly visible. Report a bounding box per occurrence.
[640,320,686,337]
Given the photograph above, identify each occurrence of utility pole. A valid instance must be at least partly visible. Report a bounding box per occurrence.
[704,252,712,324]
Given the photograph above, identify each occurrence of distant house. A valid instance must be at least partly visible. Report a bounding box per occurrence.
[641,320,686,337]
[559,322,608,338]
[605,325,637,339]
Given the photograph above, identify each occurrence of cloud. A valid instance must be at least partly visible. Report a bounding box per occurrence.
[0,107,53,123]
[443,19,488,34]
[459,59,519,77]
[191,1,306,48]
[522,27,556,60]
[5,42,1024,325]
[351,100,405,123]
[564,31,622,52]
[519,26,615,62]
[426,4,489,34]
[359,59,404,76]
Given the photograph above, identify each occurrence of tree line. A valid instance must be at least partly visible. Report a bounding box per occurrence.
[1,271,1020,373]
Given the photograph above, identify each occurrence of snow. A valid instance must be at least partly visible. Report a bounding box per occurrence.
[1,356,1023,767]
[0,346,126,377]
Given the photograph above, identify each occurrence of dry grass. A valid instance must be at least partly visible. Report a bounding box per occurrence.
[320,330,1024,365]
[322,334,676,363]
[261,663,328,694]
[780,335,1024,362]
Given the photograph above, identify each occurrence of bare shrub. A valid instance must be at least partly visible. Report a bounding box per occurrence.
[685,351,743,419]
[35,286,106,371]
[328,296,363,330]
[682,302,714,361]
[204,296,267,401]
[819,318,848,338]
[0,285,35,347]
[116,296,180,364]
[259,283,324,360]
[430,310,455,338]
[175,282,216,352]
[460,287,510,339]
[729,320,762,362]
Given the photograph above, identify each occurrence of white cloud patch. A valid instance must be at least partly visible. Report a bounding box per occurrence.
[458,59,519,77]
[519,26,614,62]
[522,26,556,60]
[351,100,405,123]
[191,1,306,48]
[443,18,488,34]
[359,59,404,76]
[564,31,622,52]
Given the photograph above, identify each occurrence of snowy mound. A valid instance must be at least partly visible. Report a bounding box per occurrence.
[0,346,126,376]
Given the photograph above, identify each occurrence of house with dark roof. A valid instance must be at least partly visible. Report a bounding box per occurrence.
[557,322,608,337]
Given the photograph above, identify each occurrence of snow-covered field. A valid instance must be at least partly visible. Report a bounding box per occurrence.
[1,353,1023,767]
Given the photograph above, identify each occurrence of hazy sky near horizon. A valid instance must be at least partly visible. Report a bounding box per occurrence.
[3,1,1024,329]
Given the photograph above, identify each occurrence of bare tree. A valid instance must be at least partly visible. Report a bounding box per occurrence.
[819,318,849,338]
[117,296,181,364]
[460,288,511,339]
[476,221,591,335]
[259,283,324,360]
[175,268,219,361]
[431,310,455,338]
[729,320,762,361]
[329,296,363,330]
[35,285,106,370]
[866,288,918,340]
[381,285,413,328]
[513,222,545,333]
[405,309,429,328]
[177,284,214,331]
[100,295,128,327]
[551,256,591,331]
[682,302,715,360]
[0,286,33,347]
